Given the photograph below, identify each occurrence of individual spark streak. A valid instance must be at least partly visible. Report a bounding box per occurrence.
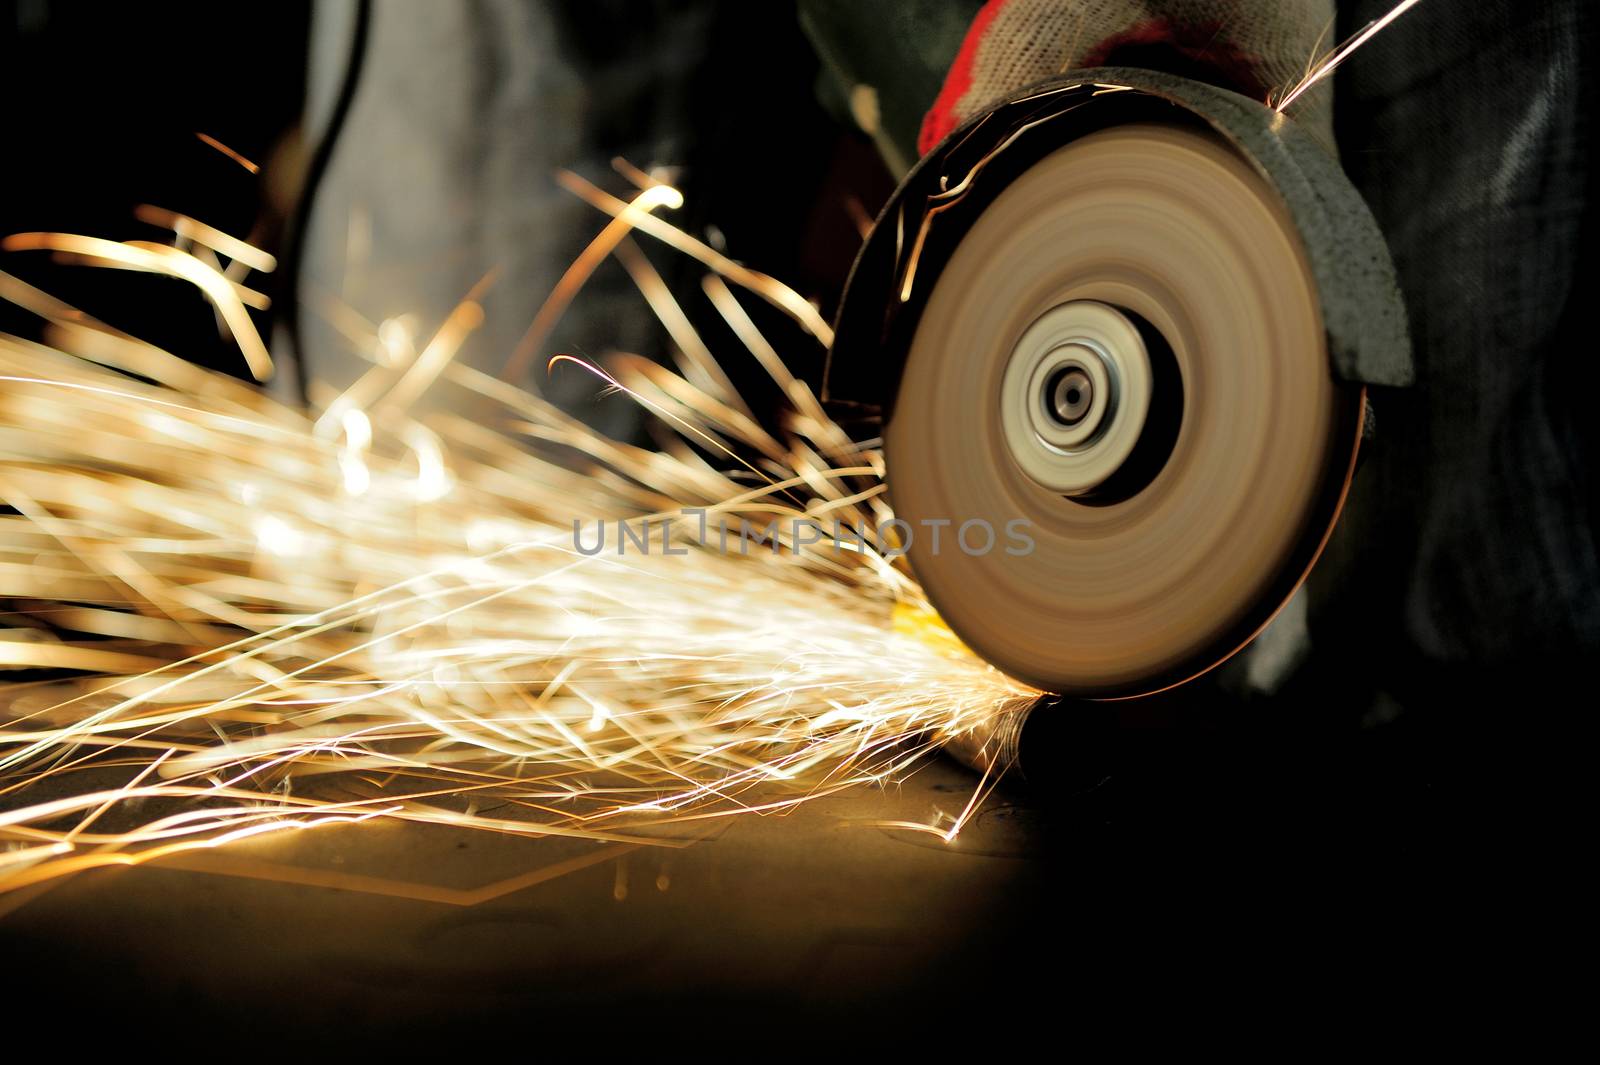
[546,352,793,497]
[611,237,749,416]
[194,132,260,174]
[404,423,451,502]
[500,181,685,382]
[0,180,1032,896]
[555,170,835,348]
[373,271,494,415]
[133,205,278,274]
[1274,0,1424,112]
[1,231,275,380]
[339,408,373,496]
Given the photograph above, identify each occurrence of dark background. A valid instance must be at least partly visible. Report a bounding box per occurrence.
[0,1,311,372]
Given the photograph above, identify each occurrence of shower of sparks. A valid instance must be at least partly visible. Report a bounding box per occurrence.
[0,171,1033,898]
[1273,0,1423,112]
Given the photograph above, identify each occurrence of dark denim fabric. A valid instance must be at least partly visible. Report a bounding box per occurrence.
[1323,0,1596,689]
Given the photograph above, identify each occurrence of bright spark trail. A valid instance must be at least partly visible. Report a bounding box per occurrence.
[0,169,1031,897]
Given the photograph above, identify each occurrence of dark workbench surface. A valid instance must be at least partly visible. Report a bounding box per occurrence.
[2,695,1505,1049]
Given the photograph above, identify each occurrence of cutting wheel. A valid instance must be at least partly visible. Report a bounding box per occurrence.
[885,122,1365,696]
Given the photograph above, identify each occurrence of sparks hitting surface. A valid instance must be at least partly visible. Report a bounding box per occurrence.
[0,172,1032,897]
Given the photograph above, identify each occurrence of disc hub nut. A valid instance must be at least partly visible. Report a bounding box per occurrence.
[1000,300,1153,495]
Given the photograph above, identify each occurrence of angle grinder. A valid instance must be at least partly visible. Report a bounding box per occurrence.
[825,69,1412,776]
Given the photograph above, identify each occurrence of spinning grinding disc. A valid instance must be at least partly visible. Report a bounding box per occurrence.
[888,122,1357,694]
[826,70,1410,698]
